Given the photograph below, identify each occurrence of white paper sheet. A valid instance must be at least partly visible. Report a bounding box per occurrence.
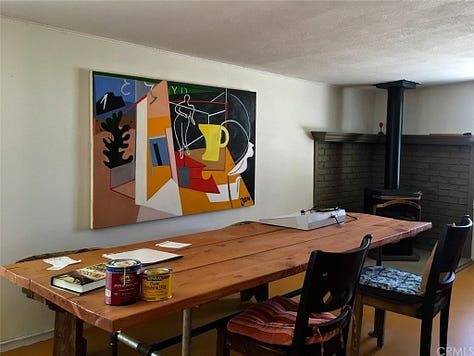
[155,241,191,249]
[43,256,82,270]
[102,248,182,265]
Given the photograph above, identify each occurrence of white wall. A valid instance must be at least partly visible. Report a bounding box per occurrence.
[345,81,474,135]
[340,87,377,133]
[373,81,474,135]
[0,19,343,349]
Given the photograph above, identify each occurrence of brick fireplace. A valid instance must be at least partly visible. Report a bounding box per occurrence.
[311,132,474,257]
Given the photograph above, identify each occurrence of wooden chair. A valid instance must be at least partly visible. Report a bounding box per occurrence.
[354,215,472,356]
[216,234,372,356]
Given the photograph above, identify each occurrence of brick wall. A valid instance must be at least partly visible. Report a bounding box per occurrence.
[400,144,472,251]
[314,142,377,211]
[312,132,474,256]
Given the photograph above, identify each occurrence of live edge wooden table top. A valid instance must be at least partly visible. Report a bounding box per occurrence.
[1,213,431,335]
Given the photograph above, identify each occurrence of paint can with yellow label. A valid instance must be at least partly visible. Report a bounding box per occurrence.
[141,267,172,301]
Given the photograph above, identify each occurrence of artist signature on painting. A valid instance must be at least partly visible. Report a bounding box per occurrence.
[240,196,251,206]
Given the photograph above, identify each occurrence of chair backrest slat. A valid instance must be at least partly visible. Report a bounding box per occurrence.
[291,234,372,354]
[426,215,472,295]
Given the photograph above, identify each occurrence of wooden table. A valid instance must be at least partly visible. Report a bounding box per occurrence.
[0,213,431,355]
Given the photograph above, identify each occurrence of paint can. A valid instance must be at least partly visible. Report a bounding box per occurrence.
[140,267,173,301]
[105,259,141,305]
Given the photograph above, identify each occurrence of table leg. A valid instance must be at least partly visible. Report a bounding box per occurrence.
[110,332,119,356]
[351,293,363,356]
[182,308,192,356]
[53,308,86,356]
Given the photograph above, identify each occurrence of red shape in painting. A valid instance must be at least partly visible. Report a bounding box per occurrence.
[175,153,219,193]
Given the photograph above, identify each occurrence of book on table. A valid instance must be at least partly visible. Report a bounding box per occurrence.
[50,262,107,294]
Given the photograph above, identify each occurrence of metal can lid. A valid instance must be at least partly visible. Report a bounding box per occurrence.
[106,259,141,272]
[142,267,172,276]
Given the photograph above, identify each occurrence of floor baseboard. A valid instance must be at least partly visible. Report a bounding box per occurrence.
[0,330,53,353]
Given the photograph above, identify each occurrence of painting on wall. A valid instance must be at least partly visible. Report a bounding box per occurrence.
[91,71,256,229]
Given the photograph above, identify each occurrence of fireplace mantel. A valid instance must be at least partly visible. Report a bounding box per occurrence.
[311,131,474,146]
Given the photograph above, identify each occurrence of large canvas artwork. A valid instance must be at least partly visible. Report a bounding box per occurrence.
[91,71,256,229]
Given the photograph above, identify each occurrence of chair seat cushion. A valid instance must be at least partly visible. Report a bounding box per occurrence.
[227,295,341,346]
[359,266,422,295]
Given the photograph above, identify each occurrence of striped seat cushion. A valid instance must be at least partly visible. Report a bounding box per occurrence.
[227,295,341,346]
[359,266,422,295]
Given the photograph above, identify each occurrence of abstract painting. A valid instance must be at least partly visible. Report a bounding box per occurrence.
[91,71,256,229]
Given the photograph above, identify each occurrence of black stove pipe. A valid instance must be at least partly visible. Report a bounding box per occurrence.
[375,80,418,190]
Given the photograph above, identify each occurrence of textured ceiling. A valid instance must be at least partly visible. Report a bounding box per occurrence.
[2,0,474,86]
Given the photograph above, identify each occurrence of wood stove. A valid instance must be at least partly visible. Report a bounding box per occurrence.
[364,188,421,221]
[365,187,422,260]
[365,80,421,261]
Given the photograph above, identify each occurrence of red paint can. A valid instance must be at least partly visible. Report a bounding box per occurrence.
[105,259,141,305]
